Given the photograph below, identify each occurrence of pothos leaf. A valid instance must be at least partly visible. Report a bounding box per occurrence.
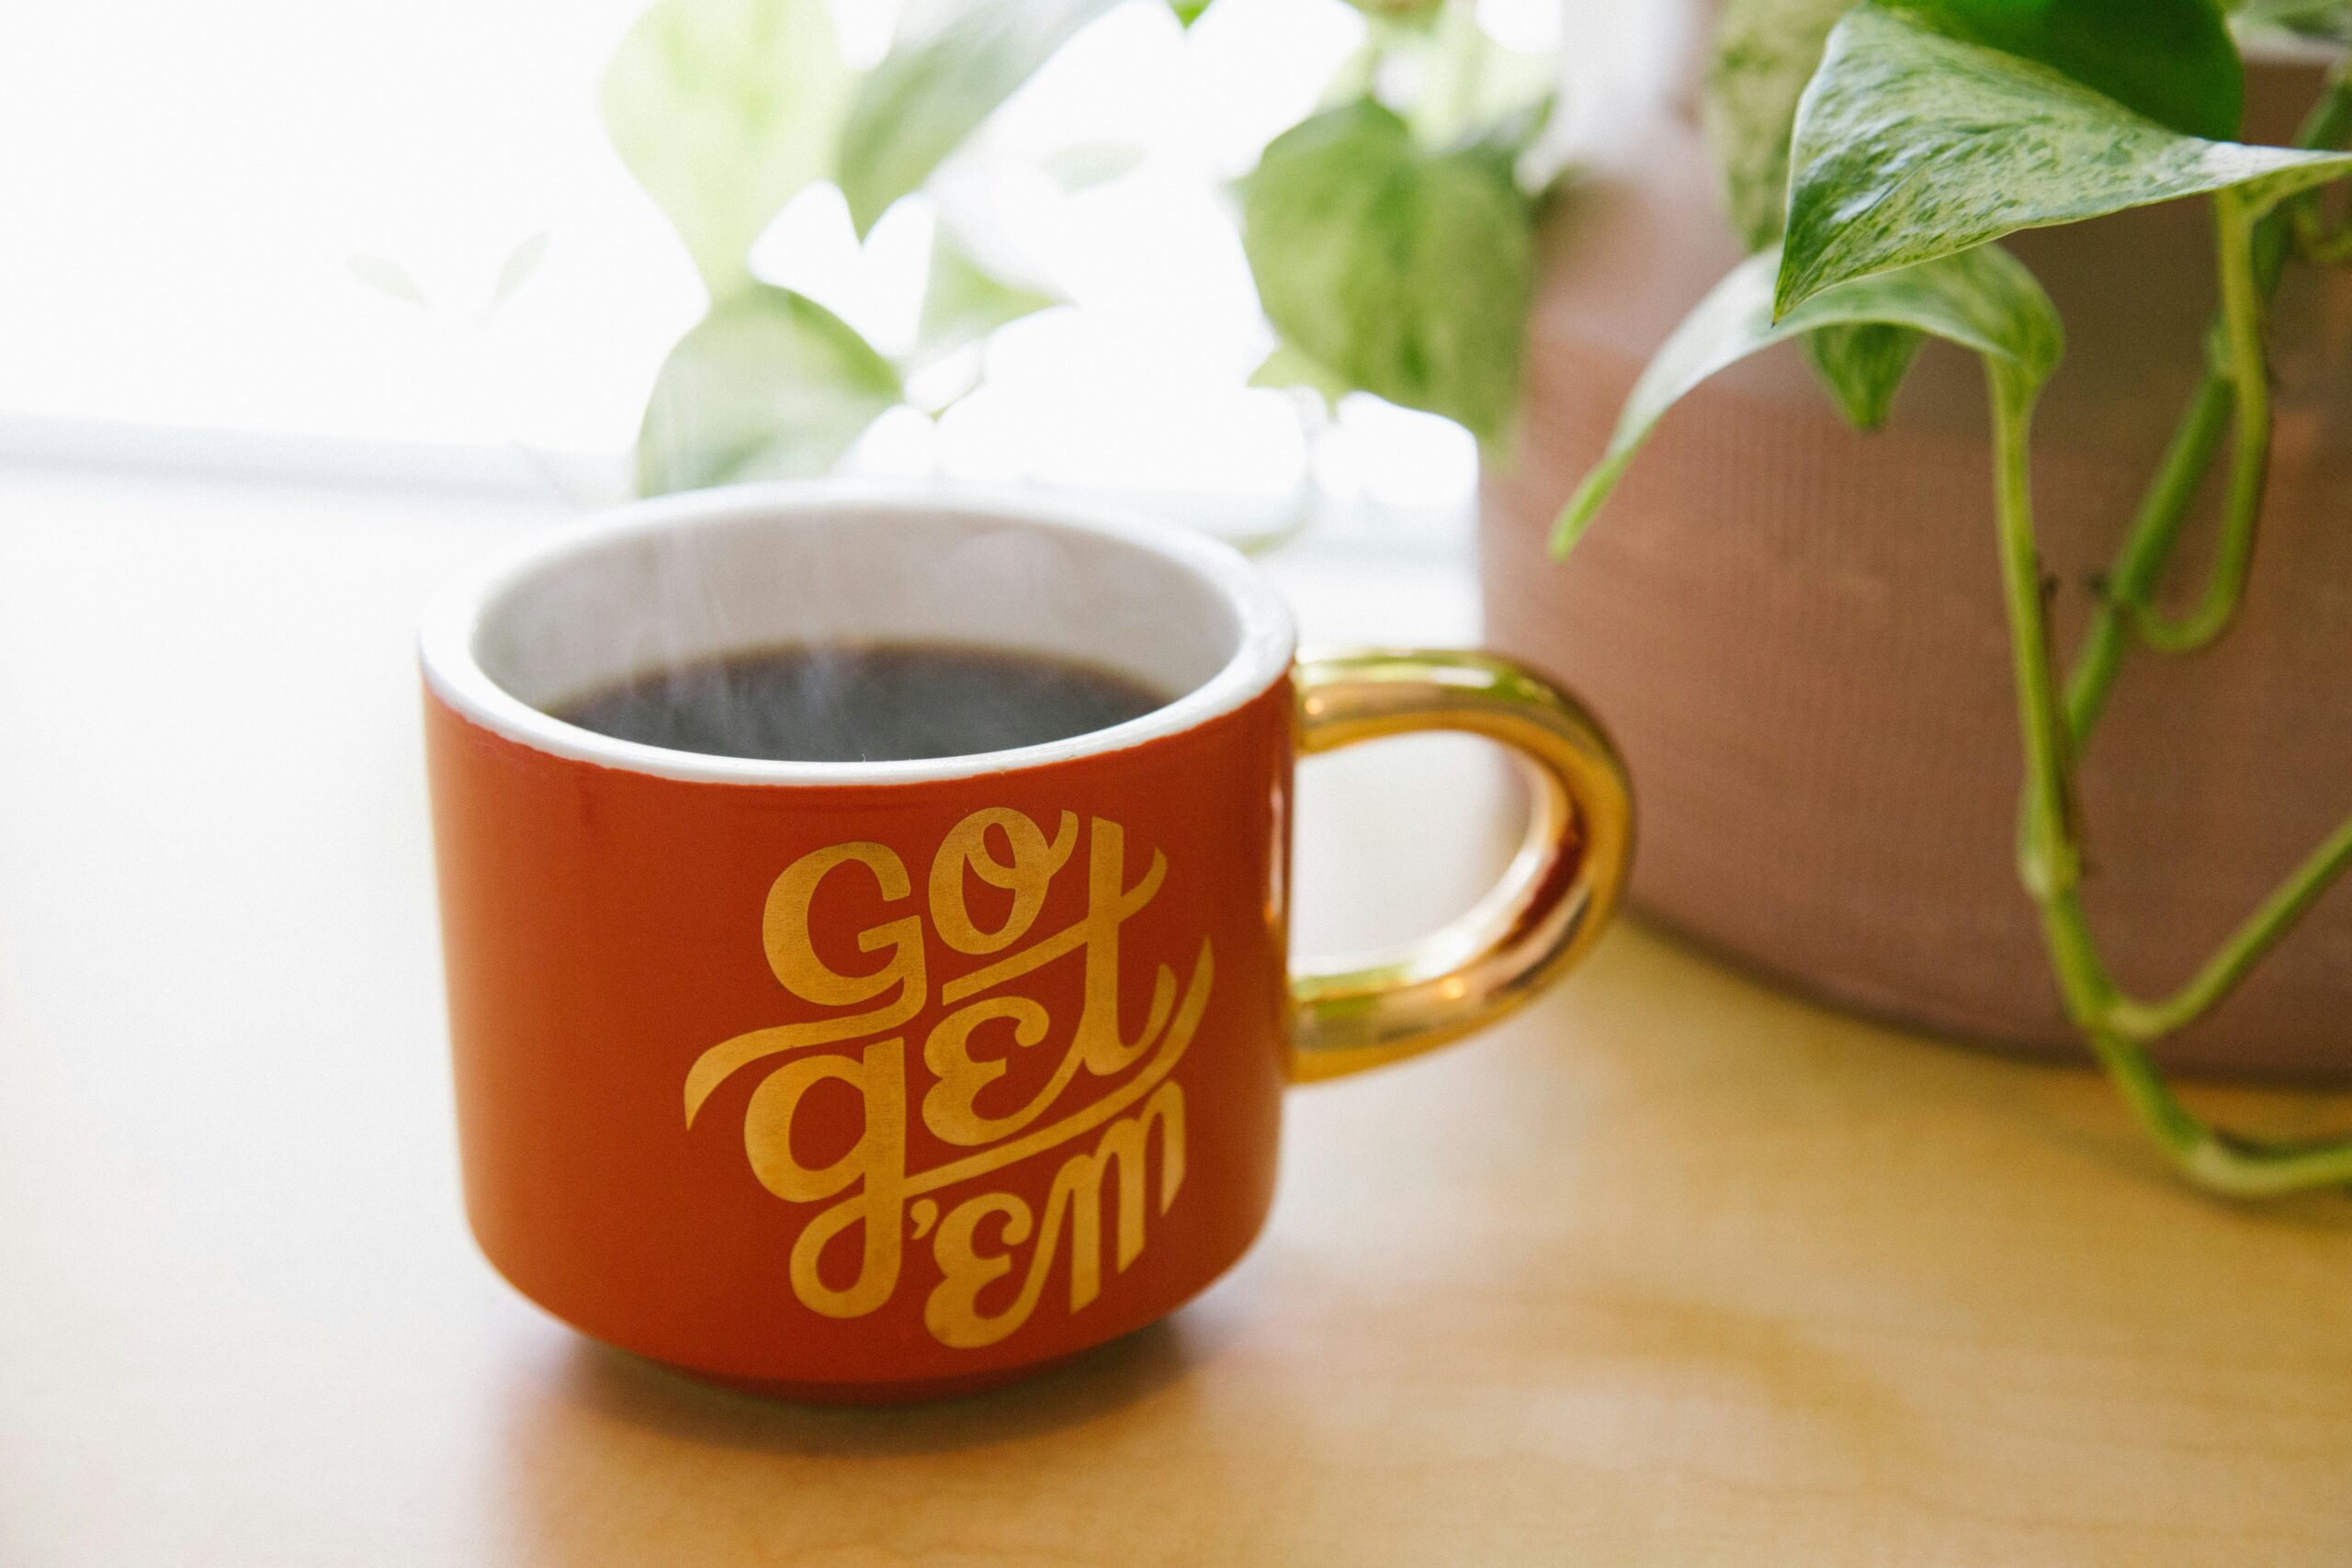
[2230,0,2352,43]
[1894,0,2244,140]
[1805,321,1927,429]
[1249,341,1355,412]
[1555,241,2061,555]
[636,286,902,496]
[1779,4,2352,317]
[603,0,851,298]
[1703,0,1931,426]
[835,0,1121,236]
[1401,5,1559,155]
[1702,0,1858,252]
[913,231,1056,367]
[1240,99,1534,443]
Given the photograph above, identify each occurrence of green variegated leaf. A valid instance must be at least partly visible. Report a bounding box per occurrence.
[1896,0,2242,140]
[636,287,901,495]
[1702,2,1929,432]
[1249,341,1354,412]
[1778,4,2352,316]
[836,0,1120,236]
[1702,0,2244,241]
[2231,0,2352,41]
[913,232,1056,367]
[1241,100,1533,442]
[1805,321,1927,428]
[1556,242,2060,554]
[1403,4,1558,154]
[603,0,851,297]
[1703,0,1857,251]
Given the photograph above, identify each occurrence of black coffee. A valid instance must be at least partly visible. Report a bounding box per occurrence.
[551,641,1173,762]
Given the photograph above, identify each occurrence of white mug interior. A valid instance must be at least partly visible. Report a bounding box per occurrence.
[419,483,1298,785]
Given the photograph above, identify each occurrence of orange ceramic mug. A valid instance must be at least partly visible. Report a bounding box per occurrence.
[422,484,1631,1401]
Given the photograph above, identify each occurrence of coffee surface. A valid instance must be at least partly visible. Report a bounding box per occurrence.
[551,641,1172,762]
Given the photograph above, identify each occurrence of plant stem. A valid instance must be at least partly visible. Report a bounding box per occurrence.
[1985,349,2352,1201]
[2291,193,2352,264]
[2069,66,2352,711]
[2127,189,2271,653]
[2102,813,2352,1043]
[1989,378,2081,908]
[2298,55,2352,164]
[2064,377,2231,738]
[2082,1031,2352,1198]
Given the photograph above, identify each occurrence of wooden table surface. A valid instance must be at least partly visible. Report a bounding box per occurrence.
[5,468,2350,1566]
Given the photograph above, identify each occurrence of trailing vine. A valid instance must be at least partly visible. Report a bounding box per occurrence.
[1566,4,2352,1196]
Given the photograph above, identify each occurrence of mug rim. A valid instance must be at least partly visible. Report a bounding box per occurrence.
[418,480,1299,787]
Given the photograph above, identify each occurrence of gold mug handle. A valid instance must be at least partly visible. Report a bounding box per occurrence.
[1288,649,1635,1083]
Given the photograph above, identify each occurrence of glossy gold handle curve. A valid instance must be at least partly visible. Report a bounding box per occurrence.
[1288,649,1634,1083]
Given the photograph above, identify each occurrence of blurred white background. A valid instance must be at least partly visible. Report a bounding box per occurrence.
[0,0,1575,545]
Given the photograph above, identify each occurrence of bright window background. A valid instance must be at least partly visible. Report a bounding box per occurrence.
[0,0,1587,539]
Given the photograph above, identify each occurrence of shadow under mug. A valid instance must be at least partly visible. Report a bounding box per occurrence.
[421,484,1632,1402]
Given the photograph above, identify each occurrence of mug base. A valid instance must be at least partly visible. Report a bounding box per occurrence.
[656,1348,1092,1406]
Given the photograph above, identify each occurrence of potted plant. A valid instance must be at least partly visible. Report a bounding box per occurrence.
[1472,0,2352,1196]
[1479,9,2352,1100]
[1217,0,2352,1194]
[594,0,2352,1195]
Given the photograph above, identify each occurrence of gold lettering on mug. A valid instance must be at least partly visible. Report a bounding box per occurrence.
[747,1039,908,1318]
[682,843,926,1128]
[929,807,1078,954]
[925,1082,1185,1348]
[684,808,1210,1349]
